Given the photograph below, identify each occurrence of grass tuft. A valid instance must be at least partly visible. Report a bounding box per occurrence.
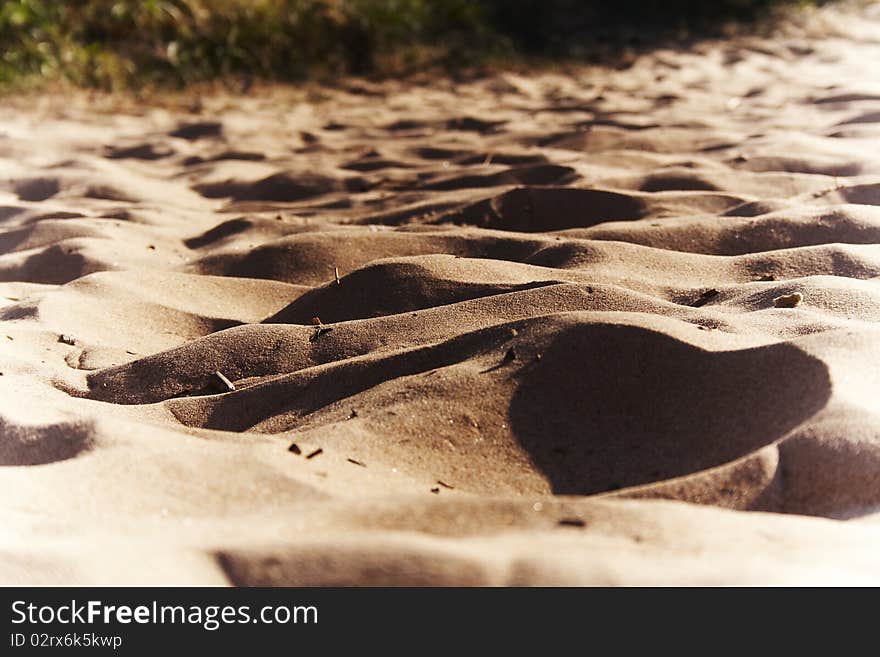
[0,0,834,91]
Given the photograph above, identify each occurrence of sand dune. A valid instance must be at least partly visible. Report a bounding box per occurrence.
[3,5,880,584]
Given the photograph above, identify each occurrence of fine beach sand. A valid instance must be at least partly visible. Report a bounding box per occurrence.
[3,4,880,585]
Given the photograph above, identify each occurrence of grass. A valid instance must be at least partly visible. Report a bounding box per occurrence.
[0,0,835,91]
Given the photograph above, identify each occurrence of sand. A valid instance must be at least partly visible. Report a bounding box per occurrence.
[3,4,880,585]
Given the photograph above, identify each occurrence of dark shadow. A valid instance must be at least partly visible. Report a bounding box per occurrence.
[0,417,93,466]
[181,150,266,166]
[103,143,174,160]
[0,206,28,222]
[438,186,646,232]
[184,217,255,249]
[508,323,831,495]
[639,174,719,192]
[193,172,341,202]
[169,121,223,140]
[15,178,60,202]
[417,165,576,192]
[5,245,88,285]
[265,260,563,324]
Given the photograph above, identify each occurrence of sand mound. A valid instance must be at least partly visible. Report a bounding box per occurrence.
[3,3,880,584]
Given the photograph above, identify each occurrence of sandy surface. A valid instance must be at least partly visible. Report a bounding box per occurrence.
[3,5,880,585]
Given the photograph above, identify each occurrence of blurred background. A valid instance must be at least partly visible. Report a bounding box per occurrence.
[0,0,835,90]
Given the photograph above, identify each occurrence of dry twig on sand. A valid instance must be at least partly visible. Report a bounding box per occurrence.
[213,371,235,392]
[558,518,586,528]
[310,326,334,342]
[691,289,720,307]
[773,292,803,308]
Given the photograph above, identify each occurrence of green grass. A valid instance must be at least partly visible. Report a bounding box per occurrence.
[0,0,834,91]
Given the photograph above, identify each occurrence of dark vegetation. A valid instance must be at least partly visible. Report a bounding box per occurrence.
[0,0,833,90]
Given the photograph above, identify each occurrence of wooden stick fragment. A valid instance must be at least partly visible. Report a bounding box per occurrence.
[691,289,719,307]
[773,292,803,308]
[557,518,586,528]
[310,326,334,342]
[213,370,235,392]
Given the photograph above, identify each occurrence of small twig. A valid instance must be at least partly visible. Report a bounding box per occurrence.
[310,326,334,342]
[558,518,586,528]
[436,480,454,490]
[691,289,720,308]
[213,370,235,392]
[480,347,517,374]
[773,292,803,308]
[306,448,323,459]
[347,458,366,467]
